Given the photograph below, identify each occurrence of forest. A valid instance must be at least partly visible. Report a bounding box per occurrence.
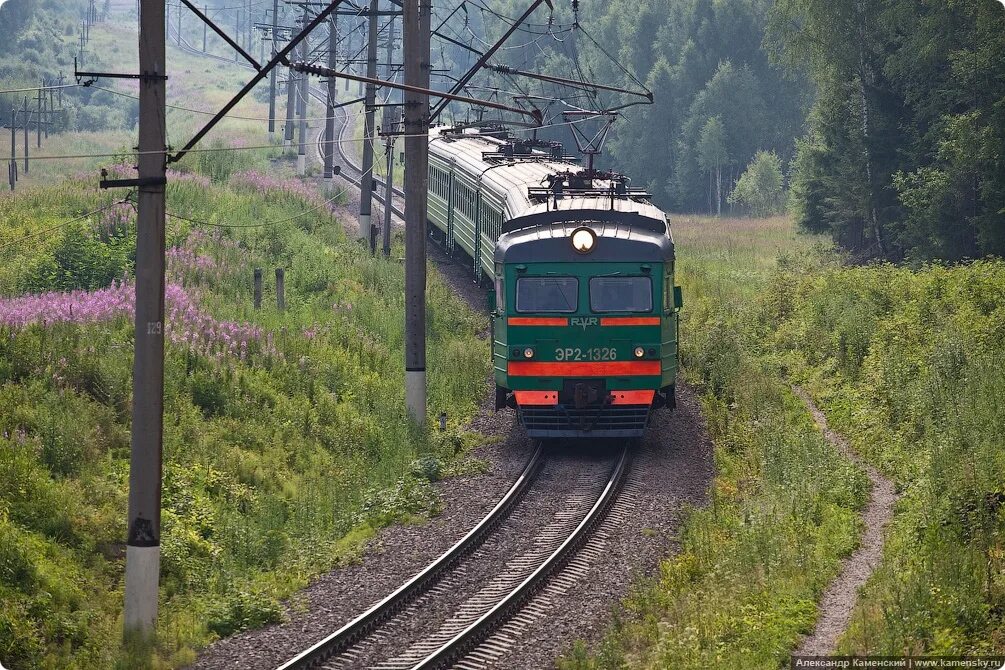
[483,0,1004,262]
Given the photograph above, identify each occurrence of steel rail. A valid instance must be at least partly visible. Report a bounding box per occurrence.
[411,446,631,670]
[170,25,406,209]
[275,442,545,670]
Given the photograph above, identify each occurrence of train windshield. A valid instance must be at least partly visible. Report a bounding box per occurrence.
[590,277,653,313]
[516,277,579,313]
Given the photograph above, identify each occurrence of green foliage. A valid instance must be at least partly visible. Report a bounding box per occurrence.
[769,0,1005,261]
[768,259,1005,652]
[482,0,810,213]
[729,150,785,217]
[0,158,489,667]
[558,218,868,668]
[205,590,284,638]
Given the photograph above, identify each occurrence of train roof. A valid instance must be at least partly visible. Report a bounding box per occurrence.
[495,219,675,264]
[428,127,670,235]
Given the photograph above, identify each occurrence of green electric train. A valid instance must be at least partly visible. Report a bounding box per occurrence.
[427,126,681,439]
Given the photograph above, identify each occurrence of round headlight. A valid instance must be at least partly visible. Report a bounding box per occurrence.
[634,346,645,358]
[523,347,535,359]
[570,227,596,254]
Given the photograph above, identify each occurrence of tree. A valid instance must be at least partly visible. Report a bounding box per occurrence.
[698,116,728,216]
[729,150,784,217]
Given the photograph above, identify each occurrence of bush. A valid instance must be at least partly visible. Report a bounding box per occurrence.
[206,590,284,638]
[729,151,785,217]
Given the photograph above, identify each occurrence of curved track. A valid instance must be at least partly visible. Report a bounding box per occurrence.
[278,446,630,670]
[169,29,403,217]
[171,32,638,670]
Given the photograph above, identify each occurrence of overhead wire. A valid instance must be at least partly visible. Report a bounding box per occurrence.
[0,198,131,254]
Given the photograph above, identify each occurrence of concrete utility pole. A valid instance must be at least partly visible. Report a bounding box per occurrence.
[124,0,166,642]
[175,1,181,45]
[267,0,278,135]
[381,9,395,257]
[403,0,430,423]
[382,135,394,256]
[359,0,378,245]
[283,19,297,150]
[203,5,208,51]
[296,7,308,176]
[323,14,337,188]
[36,86,41,148]
[234,9,241,61]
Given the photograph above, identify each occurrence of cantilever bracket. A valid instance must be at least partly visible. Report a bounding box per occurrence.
[75,58,167,86]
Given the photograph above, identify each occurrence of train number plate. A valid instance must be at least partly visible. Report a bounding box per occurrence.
[555,347,617,361]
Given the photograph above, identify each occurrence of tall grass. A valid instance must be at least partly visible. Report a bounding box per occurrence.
[768,261,1005,653]
[0,154,488,668]
[561,218,1005,667]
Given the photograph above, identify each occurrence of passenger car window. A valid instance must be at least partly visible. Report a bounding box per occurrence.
[590,277,653,313]
[516,277,578,313]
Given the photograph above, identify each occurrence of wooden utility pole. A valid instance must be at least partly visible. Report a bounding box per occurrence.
[22,97,28,174]
[275,268,285,310]
[403,0,430,423]
[359,0,378,245]
[35,86,41,148]
[124,0,167,642]
[268,0,278,135]
[10,109,16,191]
[253,268,263,309]
[323,13,337,187]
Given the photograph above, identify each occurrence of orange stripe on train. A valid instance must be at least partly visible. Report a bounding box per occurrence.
[610,390,656,405]
[512,391,559,406]
[507,361,661,377]
[507,317,569,327]
[599,317,662,326]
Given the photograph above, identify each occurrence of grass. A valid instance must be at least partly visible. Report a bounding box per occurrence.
[557,215,871,669]
[559,215,1005,667]
[768,261,1005,654]
[0,9,493,670]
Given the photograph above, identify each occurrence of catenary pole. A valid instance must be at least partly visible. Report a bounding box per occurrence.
[124,0,166,642]
[283,15,297,150]
[267,0,278,135]
[323,14,337,187]
[359,0,378,245]
[403,0,430,423]
[295,7,308,176]
[382,134,394,256]
[381,7,395,256]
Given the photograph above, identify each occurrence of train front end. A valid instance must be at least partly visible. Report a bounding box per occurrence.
[492,213,680,439]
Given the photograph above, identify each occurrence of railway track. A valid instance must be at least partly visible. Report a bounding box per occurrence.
[170,29,404,217]
[172,34,637,670]
[275,445,630,670]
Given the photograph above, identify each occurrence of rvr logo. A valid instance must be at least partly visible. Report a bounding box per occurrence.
[571,317,599,330]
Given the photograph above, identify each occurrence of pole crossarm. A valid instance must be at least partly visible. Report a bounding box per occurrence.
[292,62,543,125]
[428,0,552,123]
[179,0,264,70]
[169,0,345,164]
[487,63,653,101]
